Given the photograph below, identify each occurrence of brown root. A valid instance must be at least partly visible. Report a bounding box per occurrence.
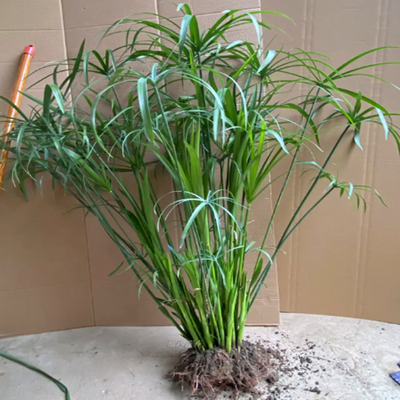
[170,340,278,399]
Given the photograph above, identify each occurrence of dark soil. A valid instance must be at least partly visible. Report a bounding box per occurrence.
[170,341,277,399]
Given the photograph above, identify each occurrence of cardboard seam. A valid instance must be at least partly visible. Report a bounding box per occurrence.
[155,0,160,20]
[60,0,96,327]
[0,281,92,295]
[65,24,125,32]
[169,8,261,22]
[286,0,309,311]
[289,0,314,311]
[257,0,280,322]
[63,7,266,31]
[62,16,156,31]
[354,0,389,318]
[0,29,65,33]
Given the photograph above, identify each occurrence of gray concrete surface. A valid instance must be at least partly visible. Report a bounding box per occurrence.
[0,313,399,399]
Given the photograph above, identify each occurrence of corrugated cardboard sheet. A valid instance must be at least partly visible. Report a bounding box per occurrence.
[0,0,94,337]
[263,0,400,323]
[1,0,400,336]
[0,0,279,336]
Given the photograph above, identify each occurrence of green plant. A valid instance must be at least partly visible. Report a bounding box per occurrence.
[1,5,399,355]
[0,350,70,400]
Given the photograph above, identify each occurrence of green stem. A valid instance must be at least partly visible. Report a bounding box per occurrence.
[254,88,321,267]
[280,187,334,246]
[278,125,350,244]
[249,125,350,306]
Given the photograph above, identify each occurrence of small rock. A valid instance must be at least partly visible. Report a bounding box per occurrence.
[308,386,321,394]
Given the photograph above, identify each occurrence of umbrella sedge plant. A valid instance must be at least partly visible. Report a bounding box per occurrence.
[1,4,399,396]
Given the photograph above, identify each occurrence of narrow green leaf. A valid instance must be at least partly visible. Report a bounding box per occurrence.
[179,14,193,57]
[257,50,276,74]
[48,84,65,113]
[0,350,70,400]
[180,202,207,248]
[376,108,389,139]
[354,123,363,150]
[64,40,85,93]
[137,78,154,142]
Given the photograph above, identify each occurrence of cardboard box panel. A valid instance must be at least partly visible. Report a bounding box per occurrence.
[0,283,93,337]
[360,0,400,322]
[0,31,66,63]
[0,0,63,31]
[0,182,91,292]
[92,281,171,326]
[3,0,400,336]
[61,0,156,30]
[263,0,400,324]
[0,0,93,337]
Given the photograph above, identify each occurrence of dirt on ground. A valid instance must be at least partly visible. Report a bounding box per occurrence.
[170,330,335,400]
[253,331,328,400]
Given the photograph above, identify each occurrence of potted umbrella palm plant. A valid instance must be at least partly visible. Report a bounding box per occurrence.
[1,4,399,398]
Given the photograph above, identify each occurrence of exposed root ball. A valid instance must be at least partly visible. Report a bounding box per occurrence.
[171,341,278,399]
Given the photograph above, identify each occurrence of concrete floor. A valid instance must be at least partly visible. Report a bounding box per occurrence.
[0,313,399,399]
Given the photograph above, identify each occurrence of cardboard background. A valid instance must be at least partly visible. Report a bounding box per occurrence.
[1,0,400,337]
[0,0,279,336]
[0,0,94,337]
[262,0,400,322]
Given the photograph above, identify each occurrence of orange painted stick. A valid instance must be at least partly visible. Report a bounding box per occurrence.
[0,45,35,187]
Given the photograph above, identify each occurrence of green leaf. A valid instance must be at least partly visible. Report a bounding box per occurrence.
[180,202,207,248]
[44,84,65,117]
[184,142,203,195]
[0,95,28,121]
[336,87,389,113]
[257,50,276,74]
[376,108,389,139]
[177,3,192,14]
[245,12,262,44]
[189,15,200,47]
[109,261,125,276]
[137,78,154,143]
[265,129,289,153]
[179,14,193,57]
[0,350,70,400]
[64,40,85,93]
[330,47,398,77]
[354,123,363,150]
[227,40,243,49]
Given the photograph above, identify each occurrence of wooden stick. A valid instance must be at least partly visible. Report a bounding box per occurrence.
[0,45,35,187]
